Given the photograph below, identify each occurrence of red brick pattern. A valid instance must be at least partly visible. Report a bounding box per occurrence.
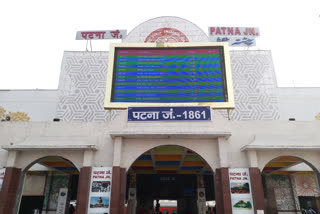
[110,166,121,214]
[76,167,92,214]
[0,167,21,214]
[250,168,267,213]
[215,168,224,214]
[220,168,232,214]
[215,168,232,214]
[119,168,126,214]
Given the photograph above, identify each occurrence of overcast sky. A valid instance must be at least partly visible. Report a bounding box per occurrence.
[1,0,319,89]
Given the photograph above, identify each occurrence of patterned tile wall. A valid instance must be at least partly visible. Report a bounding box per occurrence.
[227,50,280,120]
[55,52,118,121]
[265,175,296,211]
[293,174,320,197]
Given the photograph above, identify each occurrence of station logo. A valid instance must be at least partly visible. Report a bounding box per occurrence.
[145,28,189,43]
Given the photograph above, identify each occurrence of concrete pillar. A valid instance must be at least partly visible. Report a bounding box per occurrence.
[247,150,258,168]
[83,150,94,167]
[76,167,92,214]
[6,151,18,167]
[109,167,126,214]
[215,169,224,214]
[119,168,127,214]
[218,137,229,167]
[0,167,21,214]
[112,137,122,167]
[110,136,126,214]
[249,168,266,214]
[110,166,121,214]
[215,168,232,214]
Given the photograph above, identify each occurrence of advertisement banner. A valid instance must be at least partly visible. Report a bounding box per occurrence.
[88,167,112,214]
[229,168,254,214]
[0,168,5,192]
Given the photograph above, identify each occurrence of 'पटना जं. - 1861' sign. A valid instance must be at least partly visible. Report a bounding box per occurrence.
[128,106,211,122]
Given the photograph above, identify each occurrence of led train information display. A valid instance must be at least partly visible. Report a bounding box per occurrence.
[104,43,234,109]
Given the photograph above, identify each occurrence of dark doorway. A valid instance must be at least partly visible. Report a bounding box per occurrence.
[126,145,216,214]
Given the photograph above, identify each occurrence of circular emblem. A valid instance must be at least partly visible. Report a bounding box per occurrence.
[145,28,189,43]
[60,192,66,197]
[199,191,205,198]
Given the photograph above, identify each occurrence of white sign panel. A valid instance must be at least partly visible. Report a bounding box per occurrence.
[88,167,112,214]
[76,30,127,40]
[56,188,68,214]
[0,168,6,192]
[229,168,254,214]
[208,27,259,47]
[197,188,206,214]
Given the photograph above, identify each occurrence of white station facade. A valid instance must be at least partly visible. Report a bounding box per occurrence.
[0,17,320,214]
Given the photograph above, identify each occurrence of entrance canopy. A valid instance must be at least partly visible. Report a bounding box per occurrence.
[129,146,212,175]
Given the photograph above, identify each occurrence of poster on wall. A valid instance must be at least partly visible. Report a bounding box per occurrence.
[229,168,254,214]
[0,168,6,192]
[88,167,112,214]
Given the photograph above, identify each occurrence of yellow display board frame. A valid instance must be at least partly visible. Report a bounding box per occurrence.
[104,42,234,109]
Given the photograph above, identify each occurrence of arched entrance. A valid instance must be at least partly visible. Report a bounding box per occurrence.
[126,145,215,214]
[17,156,79,214]
[262,156,320,214]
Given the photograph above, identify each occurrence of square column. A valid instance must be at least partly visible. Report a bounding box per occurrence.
[249,168,266,213]
[215,168,232,214]
[76,167,92,214]
[110,166,126,214]
[0,167,21,214]
[218,137,229,167]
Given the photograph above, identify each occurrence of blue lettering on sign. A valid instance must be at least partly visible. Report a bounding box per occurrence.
[231,37,254,46]
[128,106,211,121]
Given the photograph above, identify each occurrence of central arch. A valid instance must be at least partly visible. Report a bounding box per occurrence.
[125,145,216,214]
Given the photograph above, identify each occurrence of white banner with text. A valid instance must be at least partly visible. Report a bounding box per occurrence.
[88,167,113,214]
[229,168,254,214]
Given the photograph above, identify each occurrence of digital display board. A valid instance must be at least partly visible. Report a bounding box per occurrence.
[105,43,234,109]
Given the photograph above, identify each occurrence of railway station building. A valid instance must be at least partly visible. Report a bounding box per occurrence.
[0,16,320,214]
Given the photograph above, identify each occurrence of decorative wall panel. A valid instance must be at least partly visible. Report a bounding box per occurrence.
[293,174,320,196]
[227,51,280,120]
[265,175,296,211]
[55,52,120,122]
